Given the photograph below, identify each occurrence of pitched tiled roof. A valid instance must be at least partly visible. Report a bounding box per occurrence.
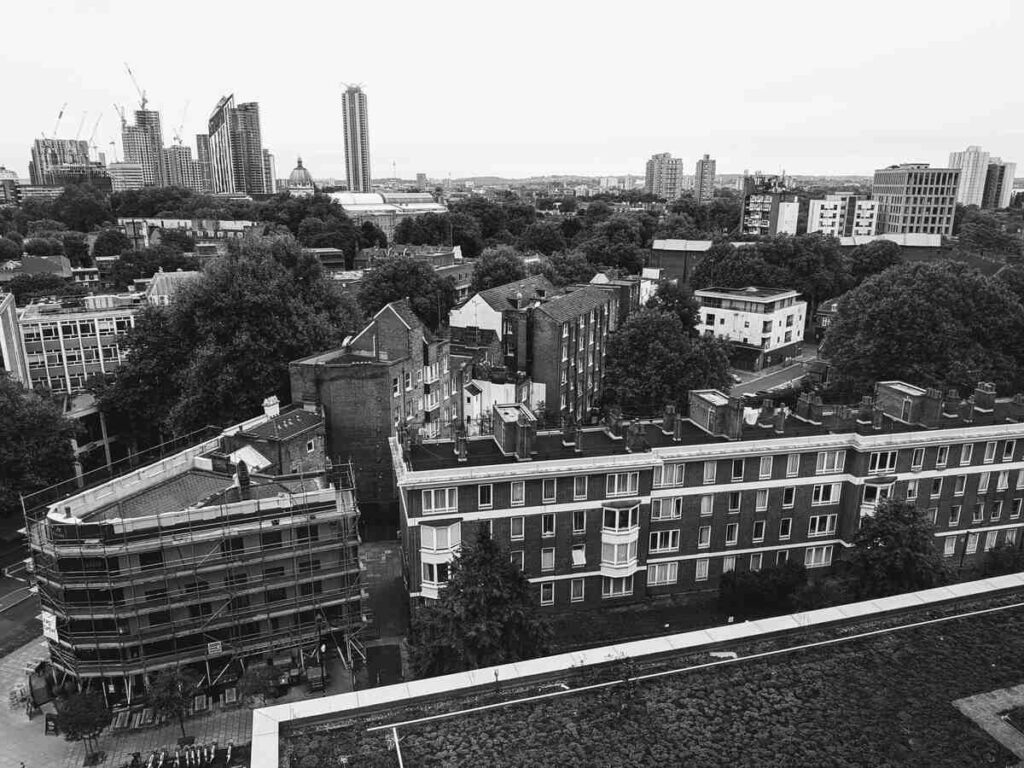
[533,285,612,324]
[146,269,201,299]
[477,274,555,312]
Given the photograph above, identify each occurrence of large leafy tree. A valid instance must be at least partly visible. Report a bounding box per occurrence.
[51,183,112,231]
[846,498,951,599]
[357,255,455,331]
[645,281,700,331]
[409,531,551,677]
[148,668,201,738]
[821,261,1024,396]
[529,250,596,287]
[55,691,111,759]
[94,236,363,440]
[469,245,527,293]
[0,374,78,517]
[603,309,732,417]
[107,245,199,289]
[6,273,84,305]
[847,239,901,285]
[0,236,21,259]
[516,220,566,255]
[91,228,132,258]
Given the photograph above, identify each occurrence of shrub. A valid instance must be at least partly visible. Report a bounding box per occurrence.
[718,562,807,617]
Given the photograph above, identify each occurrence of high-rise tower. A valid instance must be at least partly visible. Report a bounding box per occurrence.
[948,145,990,207]
[207,95,266,195]
[342,85,371,192]
[694,154,716,205]
[644,153,683,199]
[122,109,165,186]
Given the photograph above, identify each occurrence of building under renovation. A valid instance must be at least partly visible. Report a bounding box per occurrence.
[24,398,365,706]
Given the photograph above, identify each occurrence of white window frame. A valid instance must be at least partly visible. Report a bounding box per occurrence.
[949,505,961,526]
[698,525,711,548]
[510,516,524,540]
[992,500,1004,520]
[700,495,714,516]
[541,513,555,537]
[750,552,763,572]
[815,450,845,475]
[725,522,739,546]
[602,505,640,531]
[722,555,736,573]
[422,487,457,515]
[703,461,717,484]
[1004,441,1017,461]
[759,456,773,480]
[868,451,898,474]
[542,478,556,503]
[731,458,745,482]
[540,581,554,605]
[906,479,918,501]
[930,477,943,497]
[478,484,493,510]
[511,481,525,507]
[510,549,524,569]
[943,537,956,557]
[752,520,766,543]
[541,547,555,571]
[808,514,837,538]
[998,471,1010,492]
[647,562,678,586]
[606,472,639,498]
[695,559,709,582]
[571,543,586,567]
[954,476,966,496]
[786,453,800,477]
[812,483,841,506]
[755,489,769,511]
[601,575,633,598]
[966,532,979,554]
[421,522,461,552]
[805,545,833,568]
[779,517,792,540]
[652,497,683,521]
[961,443,974,466]
[979,472,990,494]
[777,550,789,565]
[936,445,949,467]
[782,487,795,509]
[1013,499,1023,520]
[570,578,585,602]
[911,448,924,470]
[728,491,742,513]
[984,441,997,464]
[572,509,586,533]
[649,529,680,554]
[573,475,588,500]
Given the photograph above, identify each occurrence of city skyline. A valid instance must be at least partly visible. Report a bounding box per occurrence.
[1,0,1022,183]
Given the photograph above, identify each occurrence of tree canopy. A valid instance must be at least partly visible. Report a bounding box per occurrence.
[93,236,364,440]
[148,668,201,738]
[91,228,131,258]
[107,245,199,289]
[516,219,566,255]
[602,309,732,417]
[0,374,78,517]
[645,281,700,331]
[821,260,1024,396]
[469,245,527,293]
[357,255,455,331]
[846,498,951,599]
[55,690,110,757]
[528,250,597,287]
[409,530,551,677]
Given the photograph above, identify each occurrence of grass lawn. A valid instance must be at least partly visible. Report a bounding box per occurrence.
[282,594,1024,768]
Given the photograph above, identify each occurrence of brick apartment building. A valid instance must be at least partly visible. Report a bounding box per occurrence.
[290,300,459,533]
[26,398,363,706]
[449,275,623,424]
[391,381,1024,609]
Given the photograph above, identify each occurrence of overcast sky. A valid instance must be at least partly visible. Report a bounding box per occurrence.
[2,0,1021,181]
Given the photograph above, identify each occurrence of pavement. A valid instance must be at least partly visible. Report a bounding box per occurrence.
[954,683,1024,763]
[732,342,819,395]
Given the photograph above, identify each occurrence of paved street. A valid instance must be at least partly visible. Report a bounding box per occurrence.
[733,342,818,395]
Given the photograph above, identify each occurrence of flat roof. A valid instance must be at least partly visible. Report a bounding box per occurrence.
[695,286,800,301]
[240,409,321,441]
[88,470,232,522]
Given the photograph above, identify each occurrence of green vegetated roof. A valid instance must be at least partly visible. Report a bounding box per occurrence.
[281,591,1024,767]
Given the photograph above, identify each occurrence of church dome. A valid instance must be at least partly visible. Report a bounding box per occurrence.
[288,157,314,187]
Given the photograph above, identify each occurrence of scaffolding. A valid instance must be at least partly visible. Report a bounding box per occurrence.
[23,452,366,706]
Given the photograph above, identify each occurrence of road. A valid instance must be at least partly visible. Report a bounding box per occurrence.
[737,362,808,395]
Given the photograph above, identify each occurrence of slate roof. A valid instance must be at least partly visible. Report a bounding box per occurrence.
[241,409,322,441]
[477,274,555,312]
[533,285,612,324]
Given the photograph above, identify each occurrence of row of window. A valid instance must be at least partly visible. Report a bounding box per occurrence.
[534,546,836,605]
[943,528,1018,557]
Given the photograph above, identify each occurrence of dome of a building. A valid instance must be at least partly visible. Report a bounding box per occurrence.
[288,157,314,188]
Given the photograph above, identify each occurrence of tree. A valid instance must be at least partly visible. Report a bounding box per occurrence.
[0,236,20,259]
[157,229,196,253]
[845,498,951,599]
[602,309,732,417]
[358,221,388,249]
[23,237,63,257]
[51,183,112,232]
[469,246,527,293]
[5,273,83,305]
[55,690,111,761]
[529,250,596,287]
[718,562,808,618]
[358,255,455,331]
[517,220,566,255]
[558,196,577,213]
[107,245,199,289]
[576,214,647,273]
[237,663,280,706]
[646,281,700,332]
[409,531,551,677]
[61,232,91,266]
[94,236,364,441]
[821,261,1024,396]
[449,212,484,257]
[92,228,131,258]
[148,668,201,739]
[0,374,77,517]
[847,239,901,285]
[981,543,1024,576]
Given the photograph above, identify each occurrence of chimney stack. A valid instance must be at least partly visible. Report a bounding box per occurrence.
[942,389,960,418]
[662,404,677,436]
[262,395,280,419]
[961,397,975,423]
[455,435,468,463]
[974,382,996,414]
[773,408,786,435]
[574,426,583,454]
[236,460,251,491]
[673,418,685,443]
[920,388,943,428]
[872,406,884,430]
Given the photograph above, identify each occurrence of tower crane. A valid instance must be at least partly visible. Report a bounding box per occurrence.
[75,111,88,141]
[87,114,103,159]
[114,104,127,128]
[124,62,147,110]
[173,101,190,146]
[47,102,68,139]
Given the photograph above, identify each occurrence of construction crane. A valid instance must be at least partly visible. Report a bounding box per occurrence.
[87,114,103,159]
[172,101,189,146]
[124,62,147,110]
[114,103,127,128]
[108,141,119,163]
[74,111,88,141]
[47,102,68,139]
